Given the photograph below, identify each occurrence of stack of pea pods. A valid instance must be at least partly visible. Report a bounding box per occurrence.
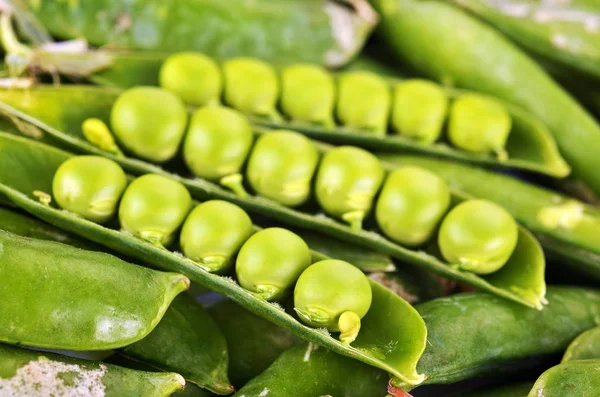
[0,0,600,396]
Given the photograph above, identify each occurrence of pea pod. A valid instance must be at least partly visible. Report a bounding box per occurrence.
[0,229,189,351]
[562,326,600,363]
[0,134,427,386]
[0,85,547,309]
[0,343,185,397]
[371,0,600,197]
[527,359,600,397]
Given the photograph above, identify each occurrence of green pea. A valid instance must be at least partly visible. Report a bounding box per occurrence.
[376,166,451,247]
[223,57,280,119]
[280,64,335,127]
[246,131,319,207]
[180,200,253,273]
[119,174,192,247]
[110,86,187,162]
[294,260,372,345]
[438,199,519,274]
[159,52,222,106]
[448,94,512,161]
[183,106,254,181]
[52,155,127,223]
[236,227,312,301]
[391,79,448,144]
[336,71,391,136]
[315,146,385,230]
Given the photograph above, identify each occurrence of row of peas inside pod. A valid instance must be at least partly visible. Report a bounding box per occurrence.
[158,52,512,160]
[83,86,520,277]
[50,156,371,346]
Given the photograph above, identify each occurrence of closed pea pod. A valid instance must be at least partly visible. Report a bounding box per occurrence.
[391,79,448,144]
[246,130,319,207]
[449,93,512,161]
[528,359,600,397]
[294,260,372,346]
[180,200,253,273]
[236,227,312,301]
[439,199,519,274]
[315,146,385,230]
[183,106,254,182]
[336,71,391,136]
[110,86,187,162]
[376,166,451,247]
[52,155,127,223]
[223,57,280,119]
[119,174,192,248]
[280,64,336,127]
[159,52,222,107]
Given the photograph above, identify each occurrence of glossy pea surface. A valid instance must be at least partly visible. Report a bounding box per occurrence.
[376,166,451,247]
[52,155,127,223]
[223,57,279,118]
[294,260,372,331]
[180,200,253,273]
[159,52,222,106]
[247,131,319,207]
[392,79,448,144]
[119,174,192,247]
[236,227,312,301]
[449,94,512,158]
[183,106,254,181]
[439,199,518,274]
[315,146,385,224]
[280,64,335,126]
[336,71,391,136]
[110,86,187,162]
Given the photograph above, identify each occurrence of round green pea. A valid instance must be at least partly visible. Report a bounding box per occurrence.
[110,86,187,163]
[294,260,372,344]
[448,94,512,160]
[336,71,391,136]
[315,146,385,229]
[222,57,279,119]
[159,52,222,106]
[52,155,127,223]
[376,166,451,247]
[280,64,335,126]
[183,106,254,181]
[119,174,192,247]
[438,199,519,274]
[236,227,312,301]
[391,79,448,144]
[180,200,253,273]
[246,130,319,207]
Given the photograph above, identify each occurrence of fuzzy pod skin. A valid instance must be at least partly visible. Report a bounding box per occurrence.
[52,155,127,223]
[0,344,185,397]
[159,52,222,106]
[180,200,253,273]
[110,86,187,162]
[183,106,254,181]
[246,131,319,207]
[449,94,512,159]
[223,57,280,119]
[439,199,519,274]
[236,227,312,301]
[0,229,189,351]
[119,174,192,247]
[336,71,392,136]
[280,64,336,127]
[562,326,600,363]
[315,146,385,229]
[528,359,600,397]
[391,79,448,144]
[294,260,372,342]
[375,166,451,247]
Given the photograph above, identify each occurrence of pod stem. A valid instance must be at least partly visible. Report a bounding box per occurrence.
[0,11,33,79]
[495,147,508,162]
[338,311,361,346]
[220,173,249,198]
[195,255,228,273]
[138,230,167,250]
[82,118,124,157]
[253,284,281,301]
[32,190,51,206]
[342,210,365,232]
